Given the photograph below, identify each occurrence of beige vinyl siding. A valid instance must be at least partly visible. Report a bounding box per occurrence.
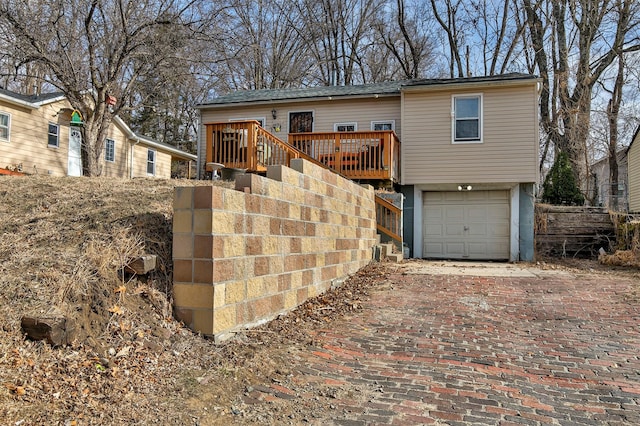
[198,96,401,175]
[628,134,640,212]
[101,123,130,178]
[131,144,172,178]
[0,99,74,176]
[401,83,539,185]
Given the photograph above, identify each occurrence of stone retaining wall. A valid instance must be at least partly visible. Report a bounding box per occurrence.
[172,159,377,341]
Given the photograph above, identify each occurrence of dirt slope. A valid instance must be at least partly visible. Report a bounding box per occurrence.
[0,175,387,425]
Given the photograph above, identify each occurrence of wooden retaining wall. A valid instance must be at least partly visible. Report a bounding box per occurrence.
[535,204,615,258]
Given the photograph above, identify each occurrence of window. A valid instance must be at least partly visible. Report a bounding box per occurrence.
[371,121,395,131]
[334,122,357,132]
[146,149,156,175]
[105,138,115,162]
[0,112,9,142]
[289,111,313,133]
[453,94,482,143]
[48,123,59,147]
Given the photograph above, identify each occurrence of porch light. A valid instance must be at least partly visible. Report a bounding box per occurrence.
[458,185,472,191]
[271,109,277,119]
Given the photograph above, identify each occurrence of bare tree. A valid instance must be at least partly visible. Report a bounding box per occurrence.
[523,0,640,194]
[0,0,211,176]
[375,0,434,79]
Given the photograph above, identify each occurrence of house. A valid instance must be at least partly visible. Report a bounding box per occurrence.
[627,126,640,212]
[590,150,628,210]
[196,74,540,261]
[0,88,196,178]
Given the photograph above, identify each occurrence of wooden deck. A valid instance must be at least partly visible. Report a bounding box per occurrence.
[204,121,400,183]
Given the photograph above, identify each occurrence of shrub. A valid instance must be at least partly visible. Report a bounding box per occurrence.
[542,151,585,205]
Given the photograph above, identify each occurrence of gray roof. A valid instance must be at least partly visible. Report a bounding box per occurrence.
[402,72,537,88]
[198,80,408,106]
[0,87,65,104]
[198,73,537,107]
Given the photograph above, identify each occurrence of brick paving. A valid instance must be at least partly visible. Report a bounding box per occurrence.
[244,262,640,425]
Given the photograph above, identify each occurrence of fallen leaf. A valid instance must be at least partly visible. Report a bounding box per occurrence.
[114,285,127,294]
[15,386,26,396]
[108,306,123,315]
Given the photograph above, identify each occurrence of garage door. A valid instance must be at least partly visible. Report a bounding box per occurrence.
[423,190,510,260]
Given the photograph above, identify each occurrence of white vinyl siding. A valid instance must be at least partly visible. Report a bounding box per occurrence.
[401,83,539,185]
[0,112,10,141]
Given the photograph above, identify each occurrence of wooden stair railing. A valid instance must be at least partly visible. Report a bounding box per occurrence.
[375,195,402,248]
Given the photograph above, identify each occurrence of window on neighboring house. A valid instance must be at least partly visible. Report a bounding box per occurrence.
[371,121,395,131]
[147,149,156,175]
[48,123,59,147]
[105,138,115,162]
[334,122,357,132]
[453,94,482,143]
[0,112,9,142]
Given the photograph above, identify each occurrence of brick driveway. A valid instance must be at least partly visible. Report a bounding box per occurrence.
[242,261,640,425]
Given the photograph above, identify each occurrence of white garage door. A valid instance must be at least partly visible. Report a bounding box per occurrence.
[423,190,510,260]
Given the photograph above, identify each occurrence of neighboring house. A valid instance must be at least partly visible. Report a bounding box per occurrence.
[590,150,628,210]
[0,88,196,178]
[196,73,540,261]
[627,126,640,212]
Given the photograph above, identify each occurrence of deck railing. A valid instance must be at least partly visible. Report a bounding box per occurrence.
[204,121,399,183]
[288,131,400,182]
[205,121,327,173]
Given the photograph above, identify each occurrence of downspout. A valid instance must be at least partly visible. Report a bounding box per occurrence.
[130,137,140,178]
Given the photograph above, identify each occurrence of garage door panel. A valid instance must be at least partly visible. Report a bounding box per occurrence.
[423,190,510,260]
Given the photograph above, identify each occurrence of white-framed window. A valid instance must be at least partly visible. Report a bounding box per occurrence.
[371,120,395,131]
[0,112,9,142]
[146,149,156,175]
[230,117,265,127]
[452,94,483,143]
[334,122,357,132]
[105,138,115,162]
[47,123,59,147]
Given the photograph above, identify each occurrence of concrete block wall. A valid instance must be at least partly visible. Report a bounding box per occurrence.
[172,159,377,341]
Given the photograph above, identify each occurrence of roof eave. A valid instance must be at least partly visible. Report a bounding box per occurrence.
[0,93,39,109]
[401,76,541,93]
[113,116,196,161]
[195,91,400,109]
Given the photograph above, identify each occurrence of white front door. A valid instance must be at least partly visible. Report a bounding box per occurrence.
[423,190,510,260]
[68,127,82,176]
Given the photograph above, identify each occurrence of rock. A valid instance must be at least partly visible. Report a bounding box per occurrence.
[125,255,157,275]
[21,311,74,347]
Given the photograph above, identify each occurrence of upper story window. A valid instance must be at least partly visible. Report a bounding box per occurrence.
[334,122,357,132]
[147,149,156,175]
[105,138,115,162]
[371,121,395,131]
[48,123,59,147]
[0,112,10,142]
[453,94,482,143]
